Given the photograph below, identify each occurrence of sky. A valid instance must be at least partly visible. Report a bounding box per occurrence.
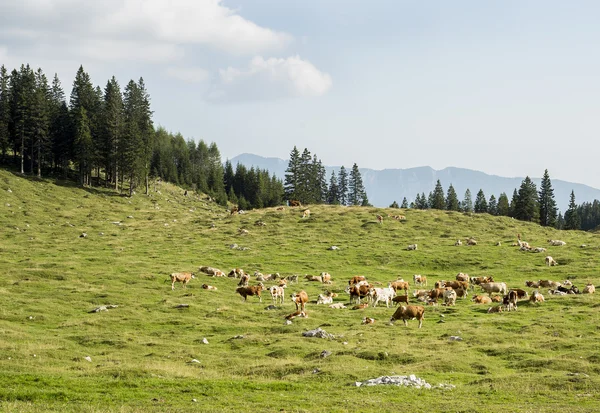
[1,0,599,189]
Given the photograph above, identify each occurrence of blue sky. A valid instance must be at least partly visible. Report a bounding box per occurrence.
[1,1,599,188]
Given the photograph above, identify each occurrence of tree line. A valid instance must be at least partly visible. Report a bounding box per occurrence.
[283,146,369,206]
[394,169,598,231]
[0,63,284,209]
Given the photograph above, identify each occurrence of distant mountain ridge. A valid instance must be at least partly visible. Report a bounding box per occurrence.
[227,153,600,213]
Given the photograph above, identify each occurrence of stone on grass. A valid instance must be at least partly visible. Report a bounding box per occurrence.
[354,375,455,390]
[302,328,335,339]
[89,305,118,313]
[84,356,92,362]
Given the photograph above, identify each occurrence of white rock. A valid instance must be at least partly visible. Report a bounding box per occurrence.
[84,356,92,362]
[190,359,201,364]
[202,338,209,344]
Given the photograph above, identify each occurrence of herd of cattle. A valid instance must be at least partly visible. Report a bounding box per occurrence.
[167,232,595,328]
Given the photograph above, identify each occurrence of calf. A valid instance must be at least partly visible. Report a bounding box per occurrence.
[169,272,195,290]
[302,209,311,219]
[228,268,244,278]
[202,284,217,290]
[472,295,492,304]
[284,310,307,320]
[389,281,409,294]
[305,274,323,282]
[316,294,333,305]
[237,273,250,287]
[362,317,375,325]
[320,272,332,284]
[548,239,566,246]
[530,290,545,303]
[285,274,299,284]
[236,285,263,302]
[406,244,418,251]
[525,280,540,288]
[454,239,462,246]
[466,238,478,246]
[487,305,503,313]
[413,274,427,286]
[583,284,596,294]
[329,303,346,309]
[376,215,383,224]
[269,286,285,304]
[392,295,409,305]
[389,305,424,328]
[348,275,367,286]
[545,256,558,266]
[503,290,518,311]
[292,291,309,312]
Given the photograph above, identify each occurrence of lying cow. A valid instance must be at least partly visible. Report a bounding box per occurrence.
[202,284,217,290]
[316,294,333,305]
[169,272,195,290]
[389,305,424,328]
[530,290,545,303]
[583,284,596,294]
[548,239,566,246]
[472,295,492,304]
[320,272,332,284]
[487,305,503,313]
[406,244,418,251]
[413,274,427,286]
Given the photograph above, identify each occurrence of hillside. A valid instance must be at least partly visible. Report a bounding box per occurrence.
[1,168,600,412]
[228,153,600,212]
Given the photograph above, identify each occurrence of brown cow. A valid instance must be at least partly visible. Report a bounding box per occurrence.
[389,280,409,294]
[236,285,263,302]
[348,276,367,285]
[292,291,309,312]
[389,305,424,328]
[169,272,195,290]
[392,295,409,305]
[472,295,492,304]
[376,215,383,224]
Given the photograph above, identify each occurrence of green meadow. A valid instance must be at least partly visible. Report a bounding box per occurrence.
[1,168,599,412]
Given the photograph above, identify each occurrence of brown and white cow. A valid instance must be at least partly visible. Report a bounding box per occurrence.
[389,305,424,328]
[169,272,195,290]
[292,291,309,312]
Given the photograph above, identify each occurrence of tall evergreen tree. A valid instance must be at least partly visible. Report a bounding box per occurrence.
[31,68,50,177]
[474,189,488,213]
[462,189,473,212]
[538,169,558,227]
[431,180,445,210]
[564,190,580,230]
[70,66,97,184]
[497,192,510,216]
[445,184,460,211]
[284,146,300,201]
[296,148,312,203]
[223,160,235,196]
[73,106,93,185]
[401,197,408,209]
[101,77,123,187]
[514,176,538,222]
[488,195,498,215]
[136,78,154,194]
[348,163,367,206]
[509,189,519,217]
[327,170,339,205]
[338,166,348,206]
[49,73,70,176]
[555,211,565,230]
[0,65,10,162]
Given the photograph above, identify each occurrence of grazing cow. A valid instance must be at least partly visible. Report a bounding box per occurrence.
[456,272,469,282]
[302,209,311,219]
[479,282,507,296]
[454,239,462,246]
[525,280,540,288]
[269,286,285,304]
[545,256,558,266]
[305,274,323,282]
[320,272,332,284]
[376,215,383,224]
[237,273,250,287]
[316,294,333,305]
[392,295,409,305]
[389,281,409,294]
[510,288,529,300]
[289,200,302,207]
[228,268,244,278]
[548,239,566,246]
[169,272,195,290]
[362,317,375,325]
[285,274,299,284]
[413,274,427,286]
[346,283,373,304]
[292,291,309,312]
[407,244,418,251]
[539,279,561,288]
[503,290,518,311]
[472,295,492,304]
[530,290,545,303]
[471,276,494,286]
[236,285,263,302]
[348,275,367,286]
[372,287,396,308]
[583,284,596,294]
[487,305,503,313]
[202,284,217,290]
[389,305,425,328]
[444,289,457,306]
[466,238,478,246]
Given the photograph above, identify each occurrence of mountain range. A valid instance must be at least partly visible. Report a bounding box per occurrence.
[228,153,600,213]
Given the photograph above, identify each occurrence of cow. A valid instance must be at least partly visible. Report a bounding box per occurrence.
[530,290,545,303]
[491,295,503,303]
[289,200,302,207]
[487,305,503,313]
[456,273,469,282]
[389,281,409,294]
[545,256,558,266]
[169,272,195,290]
[348,276,367,286]
[352,303,369,310]
[269,286,285,304]
[407,244,418,251]
[276,206,285,211]
[320,272,332,284]
[292,291,309,312]
[443,280,469,290]
[372,287,396,308]
[454,239,462,246]
[413,289,429,298]
[346,283,373,304]
[525,280,540,288]
[228,268,244,278]
[503,290,518,311]
[548,239,566,246]
[444,289,457,306]
[362,317,375,325]
[285,274,299,284]
[230,206,239,215]
[237,273,250,287]
[539,280,561,288]
[466,238,478,246]
[471,276,494,286]
[202,284,217,290]
[454,287,469,299]
[376,215,383,224]
[198,266,224,277]
[236,285,263,302]
[429,288,448,301]
[305,274,323,282]
[583,284,596,294]
[302,209,311,219]
[316,294,333,305]
[472,295,492,304]
[284,310,307,320]
[510,288,529,300]
[329,303,347,309]
[413,274,427,286]
[389,305,424,328]
[392,295,409,305]
[479,282,507,296]
[531,247,547,253]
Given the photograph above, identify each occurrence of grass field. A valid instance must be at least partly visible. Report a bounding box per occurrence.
[1,168,600,412]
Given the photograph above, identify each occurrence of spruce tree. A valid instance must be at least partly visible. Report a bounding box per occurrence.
[297,148,312,203]
[390,200,399,208]
[488,195,498,215]
[284,146,300,201]
[338,166,348,206]
[497,192,510,216]
[0,65,10,162]
[348,163,366,206]
[445,184,460,211]
[223,160,235,197]
[31,68,50,177]
[136,78,154,195]
[401,197,408,208]
[564,190,580,230]
[431,180,445,210]
[73,106,93,185]
[509,189,519,217]
[327,171,339,205]
[538,169,558,227]
[474,189,488,213]
[555,212,565,230]
[49,74,70,177]
[514,176,538,222]
[462,189,473,212]
[101,77,123,187]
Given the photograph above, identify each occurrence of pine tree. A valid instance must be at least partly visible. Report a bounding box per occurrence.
[49,74,70,176]
[136,78,154,195]
[488,195,498,215]
[0,65,10,162]
[296,148,312,203]
[101,77,123,187]
[509,189,519,217]
[445,184,460,211]
[431,180,445,210]
[284,146,300,201]
[70,66,97,185]
[474,189,488,213]
[338,166,348,206]
[514,176,538,222]
[224,160,235,197]
[538,169,558,227]
[348,163,367,206]
[401,197,408,208]
[497,192,510,216]
[73,106,93,185]
[462,189,473,212]
[10,65,36,174]
[564,190,580,230]
[390,200,399,208]
[555,212,565,230]
[327,171,339,205]
[31,68,50,177]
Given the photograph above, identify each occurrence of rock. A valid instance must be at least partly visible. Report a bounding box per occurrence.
[127,215,133,219]
[7,188,12,193]
[265,305,277,310]
[284,320,292,325]
[192,399,197,402]
[232,335,245,340]
[84,356,92,362]
[320,350,332,358]
[312,369,321,374]
[175,304,189,309]
[80,233,87,238]
[229,244,238,249]
[202,338,209,344]
[449,336,462,341]
[99,232,104,236]
[302,328,335,339]
[328,246,339,250]
[89,305,118,313]
[189,359,201,364]
[354,375,454,390]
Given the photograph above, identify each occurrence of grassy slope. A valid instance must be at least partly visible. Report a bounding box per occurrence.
[1,168,600,412]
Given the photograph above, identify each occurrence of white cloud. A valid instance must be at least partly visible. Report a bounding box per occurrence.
[209,55,332,102]
[166,66,211,84]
